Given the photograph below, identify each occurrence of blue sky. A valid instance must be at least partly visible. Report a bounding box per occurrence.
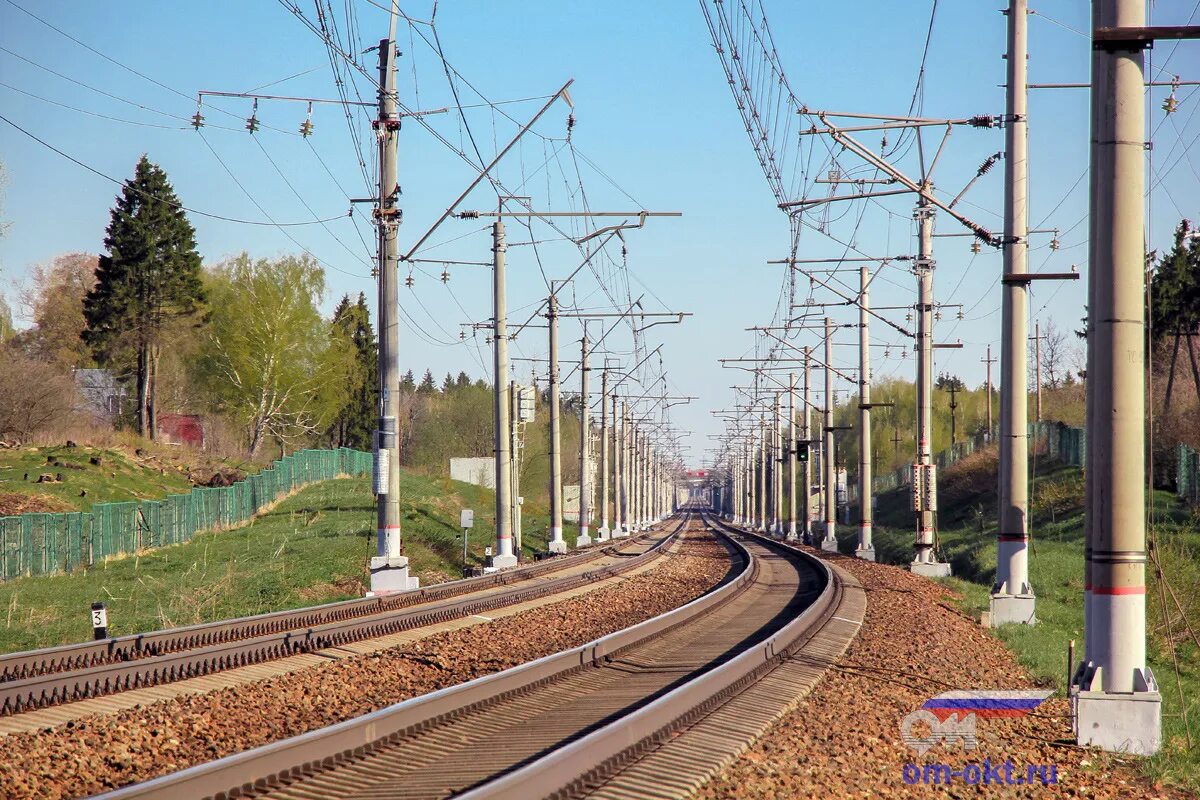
[0,1,1197,464]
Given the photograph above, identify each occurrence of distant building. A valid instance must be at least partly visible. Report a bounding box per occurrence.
[450,457,495,489]
[158,413,205,448]
[73,368,125,423]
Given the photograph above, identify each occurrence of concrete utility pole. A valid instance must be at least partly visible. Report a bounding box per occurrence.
[510,380,523,555]
[545,289,566,554]
[577,333,592,546]
[614,395,624,534]
[821,318,838,552]
[802,347,813,543]
[983,344,996,438]
[490,219,518,568]
[758,419,768,531]
[992,0,1035,622]
[1032,319,1044,422]
[787,372,798,540]
[1072,0,1163,755]
[772,393,783,536]
[619,400,631,536]
[856,266,876,561]
[911,196,950,577]
[597,369,610,539]
[369,27,417,595]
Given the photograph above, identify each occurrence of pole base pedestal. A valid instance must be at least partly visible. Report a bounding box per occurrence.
[910,560,952,578]
[1072,667,1162,755]
[988,592,1036,626]
[595,526,610,541]
[785,529,799,542]
[547,539,568,555]
[575,533,592,548]
[489,553,518,569]
[854,546,876,561]
[368,556,419,595]
[820,537,839,553]
[612,526,629,539]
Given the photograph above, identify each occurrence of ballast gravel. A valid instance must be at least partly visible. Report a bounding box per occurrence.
[694,549,1189,799]
[0,531,730,800]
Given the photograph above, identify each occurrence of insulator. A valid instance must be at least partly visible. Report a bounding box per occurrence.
[970,240,981,254]
[299,101,314,137]
[1163,94,1179,114]
[441,269,450,283]
[957,310,965,321]
[935,311,943,322]
[246,99,259,134]
[459,331,466,341]
[404,274,414,288]
[968,115,998,128]
[484,336,492,345]
[906,312,913,323]
[191,111,205,130]
[1050,237,1061,251]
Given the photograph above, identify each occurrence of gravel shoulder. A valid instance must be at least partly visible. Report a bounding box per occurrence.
[694,550,1189,800]
[0,532,731,800]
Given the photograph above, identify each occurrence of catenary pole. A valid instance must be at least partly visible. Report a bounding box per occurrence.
[577,332,592,545]
[803,347,813,543]
[787,372,798,540]
[597,369,610,539]
[1072,0,1161,754]
[490,219,517,568]
[857,266,876,560]
[546,289,566,554]
[369,28,417,594]
[772,392,783,536]
[911,195,949,575]
[992,0,1035,622]
[821,318,838,551]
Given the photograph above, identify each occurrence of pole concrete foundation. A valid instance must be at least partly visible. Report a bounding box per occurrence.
[990,588,1036,625]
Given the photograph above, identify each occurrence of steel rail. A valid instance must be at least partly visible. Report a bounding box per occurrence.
[0,529,656,685]
[90,510,839,800]
[0,525,682,716]
[458,512,839,799]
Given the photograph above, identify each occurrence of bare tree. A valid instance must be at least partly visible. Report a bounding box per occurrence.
[0,350,77,442]
[1030,318,1070,390]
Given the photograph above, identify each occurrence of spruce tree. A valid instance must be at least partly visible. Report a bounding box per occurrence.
[417,369,437,394]
[327,293,378,449]
[83,155,204,438]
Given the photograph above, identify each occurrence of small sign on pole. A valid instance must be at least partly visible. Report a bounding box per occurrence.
[91,601,108,640]
[459,509,474,575]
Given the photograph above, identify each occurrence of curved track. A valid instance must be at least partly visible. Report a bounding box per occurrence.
[93,511,862,800]
[0,524,681,718]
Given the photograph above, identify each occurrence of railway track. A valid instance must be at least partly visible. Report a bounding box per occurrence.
[0,522,683,719]
[94,511,864,800]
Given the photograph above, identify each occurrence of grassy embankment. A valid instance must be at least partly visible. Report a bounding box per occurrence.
[835,446,1200,790]
[0,468,564,654]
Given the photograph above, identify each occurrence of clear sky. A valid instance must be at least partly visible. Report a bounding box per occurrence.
[1,1,1197,465]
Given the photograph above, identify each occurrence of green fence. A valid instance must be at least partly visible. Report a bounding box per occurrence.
[849,422,1086,501]
[1179,444,1200,507]
[0,448,371,582]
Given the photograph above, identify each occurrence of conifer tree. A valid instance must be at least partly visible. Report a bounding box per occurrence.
[83,156,204,438]
[327,292,378,449]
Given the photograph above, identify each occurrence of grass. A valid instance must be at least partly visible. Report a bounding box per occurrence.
[836,449,1200,791]
[0,444,200,512]
[0,467,573,654]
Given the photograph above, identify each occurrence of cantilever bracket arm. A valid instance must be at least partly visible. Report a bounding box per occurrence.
[1001,272,1081,285]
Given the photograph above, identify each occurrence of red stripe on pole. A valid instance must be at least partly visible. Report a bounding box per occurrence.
[1090,585,1147,595]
